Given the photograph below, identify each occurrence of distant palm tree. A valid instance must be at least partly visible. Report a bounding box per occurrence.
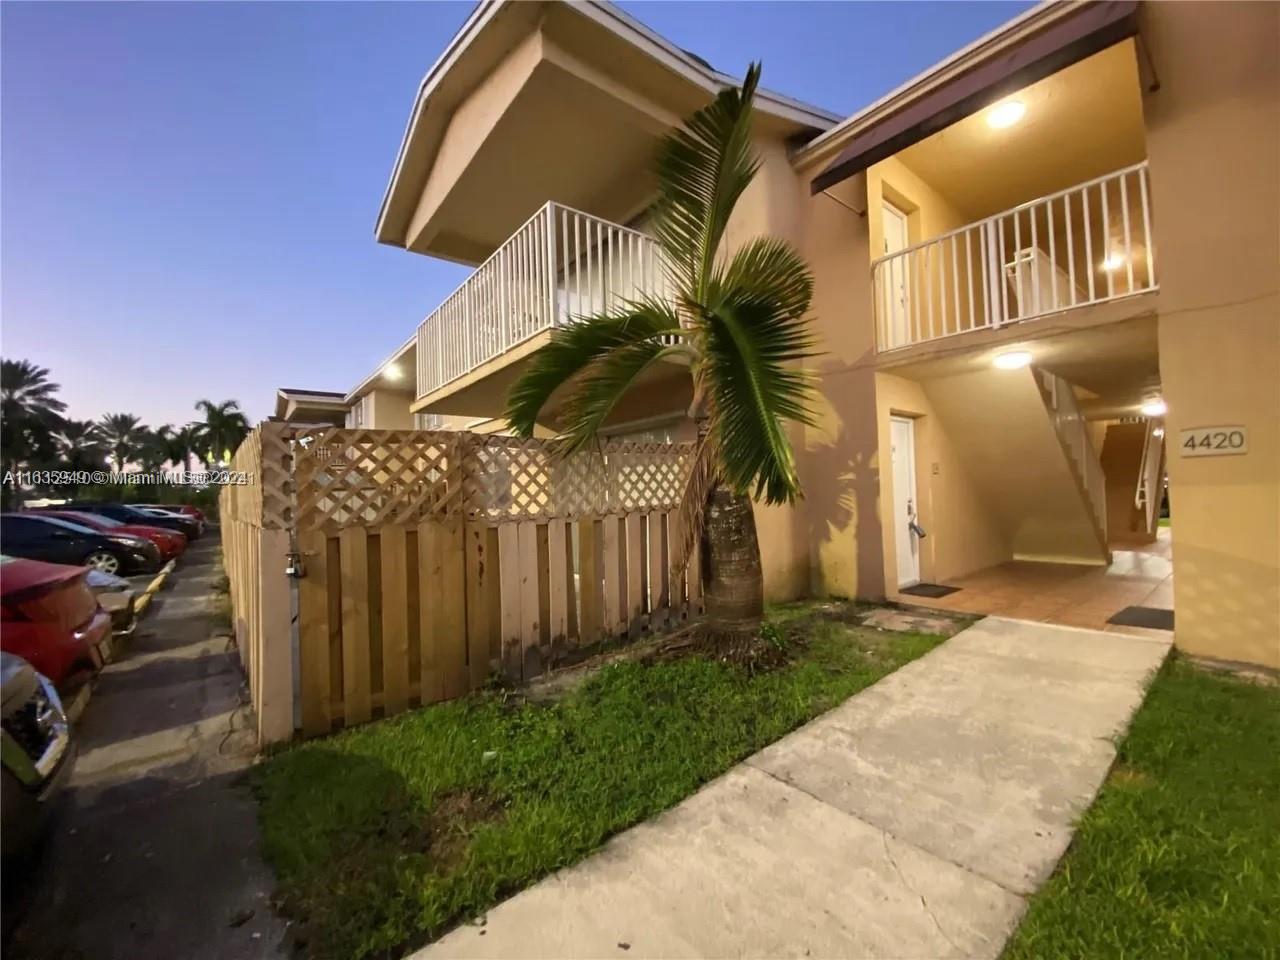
[160,424,203,474]
[2,360,66,505]
[54,420,108,473]
[507,65,816,656]
[195,399,250,465]
[137,426,171,472]
[98,413,145,472]
[2,359,66,461]
[1,359,66,423]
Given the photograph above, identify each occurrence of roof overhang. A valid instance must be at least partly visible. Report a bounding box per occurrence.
[345,335,417,403]
[806,0,1139,193]
[274,388,349,422]
[375,0,837,259]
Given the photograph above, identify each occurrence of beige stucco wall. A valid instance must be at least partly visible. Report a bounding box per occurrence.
[1141,1,1280,668]
[795,162,885,600]
[366,388,415,430]
[866,155,969,260]
[408,31,545,250]
[875,373,1010,590]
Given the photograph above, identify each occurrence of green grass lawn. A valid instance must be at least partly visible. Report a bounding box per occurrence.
[1158,517,1172,527]
[254,602,944,959]
[1005,657,1280,959]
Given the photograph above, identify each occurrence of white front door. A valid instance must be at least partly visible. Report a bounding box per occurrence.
[882,202,911,348]
[890,416,921,588]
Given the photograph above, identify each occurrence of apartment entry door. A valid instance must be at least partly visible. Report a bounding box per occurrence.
[882,201,911,348]
[890,416,921,588]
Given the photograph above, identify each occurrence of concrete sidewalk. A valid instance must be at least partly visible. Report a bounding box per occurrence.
[416,617,1171,960]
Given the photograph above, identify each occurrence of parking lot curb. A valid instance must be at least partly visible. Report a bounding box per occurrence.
[133,559,177,619]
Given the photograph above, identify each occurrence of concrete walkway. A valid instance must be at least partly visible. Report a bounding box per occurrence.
[417,617,1171,960]
[6,537,290,960]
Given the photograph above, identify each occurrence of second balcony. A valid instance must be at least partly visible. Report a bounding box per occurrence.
[414,202,670,415]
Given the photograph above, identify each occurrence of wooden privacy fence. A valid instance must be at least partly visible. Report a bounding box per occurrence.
[220,424,702,742]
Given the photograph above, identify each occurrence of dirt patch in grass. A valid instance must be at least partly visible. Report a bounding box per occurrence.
[424,790,505,873]
[1107,764,1153,788]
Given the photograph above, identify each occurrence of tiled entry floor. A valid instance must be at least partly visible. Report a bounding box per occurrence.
[893,528,1174,637]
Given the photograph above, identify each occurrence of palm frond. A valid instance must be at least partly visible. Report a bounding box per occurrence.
[652,63,761,305]
[710,236,814,322]
[703,296,817,504]
[505,303,684,439]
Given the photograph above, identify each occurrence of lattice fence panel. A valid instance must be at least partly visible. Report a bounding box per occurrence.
[606,441,693,514]
[461,436,693,524]
[292,428,466,532]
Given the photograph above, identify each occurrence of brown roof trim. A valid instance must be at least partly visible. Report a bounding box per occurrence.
[278,388,345,398]
[810,0,1139,195]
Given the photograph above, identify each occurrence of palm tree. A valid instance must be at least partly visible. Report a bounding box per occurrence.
[161,424,203,474]
[2,360,66,506]
[507,65,815,655]
[54,420,108,473]
[1,359,66,464]
[98,413,145,471]
[137,426,171,472]
[195,399,250,466]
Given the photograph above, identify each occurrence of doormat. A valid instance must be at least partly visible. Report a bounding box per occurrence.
[901,583,961,599]
[1107,606,1175,630]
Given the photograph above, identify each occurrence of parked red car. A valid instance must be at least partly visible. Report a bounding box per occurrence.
[0,556,110,690]
[31,509,186,560]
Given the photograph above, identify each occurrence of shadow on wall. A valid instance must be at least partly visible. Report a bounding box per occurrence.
[803,388,886,601]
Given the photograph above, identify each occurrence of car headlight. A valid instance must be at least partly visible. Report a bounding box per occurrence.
[108,536,145,549]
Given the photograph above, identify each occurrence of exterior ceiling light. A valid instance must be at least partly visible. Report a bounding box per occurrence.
[383,363,404,382]
[1140,397,1167,417]
[986,100,1026,129]
[1101,253,1127,271]
[993,349,1033,370]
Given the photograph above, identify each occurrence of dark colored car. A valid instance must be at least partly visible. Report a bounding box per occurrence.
[2,652,75,873]
[31,509,186,560]
[0,557,111,688]
[62,502,201,541]
[0,514,163,576]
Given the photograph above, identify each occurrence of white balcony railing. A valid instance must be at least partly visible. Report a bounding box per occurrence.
[872,162,1157,352]
[416,202,668,399]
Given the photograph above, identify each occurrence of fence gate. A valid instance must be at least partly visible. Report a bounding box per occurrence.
[221,425,702,742]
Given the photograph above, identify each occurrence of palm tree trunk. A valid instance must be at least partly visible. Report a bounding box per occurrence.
[700,482,765,649]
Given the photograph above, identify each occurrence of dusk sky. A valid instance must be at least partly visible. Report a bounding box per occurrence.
[2,1,1031,428]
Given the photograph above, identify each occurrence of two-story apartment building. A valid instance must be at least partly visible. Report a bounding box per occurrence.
[338,0,1277,668]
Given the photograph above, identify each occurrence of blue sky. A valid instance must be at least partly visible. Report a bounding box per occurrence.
[1,1,1030,428]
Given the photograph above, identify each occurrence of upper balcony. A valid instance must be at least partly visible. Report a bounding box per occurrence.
[859,37,1157,357]
[872,161,1156,353]
[415,201,670,409]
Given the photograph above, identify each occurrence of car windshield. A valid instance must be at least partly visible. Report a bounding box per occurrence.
[115,505,159,520]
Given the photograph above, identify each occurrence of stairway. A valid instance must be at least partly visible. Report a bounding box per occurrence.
[1100,419,1165,543]
[1033,369,1111,561]
[921,366,1110,566]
